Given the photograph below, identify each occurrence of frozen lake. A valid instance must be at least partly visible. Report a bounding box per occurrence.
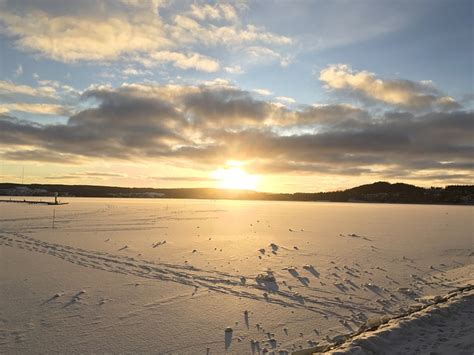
[1,198,472,353]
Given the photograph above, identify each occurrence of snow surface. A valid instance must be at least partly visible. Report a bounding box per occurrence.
[319,285,474,354]
[0,197,472,354]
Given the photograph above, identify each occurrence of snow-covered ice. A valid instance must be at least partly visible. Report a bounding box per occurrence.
[297,283,473,354]
[0,197,472,353]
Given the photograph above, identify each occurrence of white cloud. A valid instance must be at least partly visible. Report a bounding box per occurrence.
[0,9,170,62]
[122,68,142,76]
[253,88,273,96]
[169,15,291,48]
[244,46,292,67]
[142,51,220,73]
[122,68,152,76]
[275,96,296,104]
[189,3,238,22]
[0,79,78,116]
[0,1,292,73]
[0,103,70,115]
[35,80,78,95]
[320,64,461,110]
[200,78,234,88]
[224,65,244,74]
[15,64,23,76]
[0,80,57,98]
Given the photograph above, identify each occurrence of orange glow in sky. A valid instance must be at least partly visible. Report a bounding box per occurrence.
[212,162,260,190]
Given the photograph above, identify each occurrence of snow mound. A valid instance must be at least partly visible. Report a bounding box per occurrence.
[296,286,474,354]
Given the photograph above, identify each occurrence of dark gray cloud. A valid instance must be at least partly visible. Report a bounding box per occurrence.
[0,85,187,160]
[201,119,466,164]
[1,147,82,164]
[75,172,126,177]
[44,171,127,180]
[1,83,473,182]
[182,86,277,127]
[296,104,368,125]
[166,109,474,181]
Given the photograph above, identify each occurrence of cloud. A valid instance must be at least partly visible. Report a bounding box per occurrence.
[253,88,272,96]
[244,46,292,66]
[15,64,23,76]
[1,149,82,164]
[181,86,282,127]
[74,172,127,178]
[122,68,151,76]
[0,79,77,118]
[319,64,461,110]
[146,51,220,72]
[1,81,472,183]
[0,1,169,62]
[0,80,57,98]
[294,103,367,126]
[188,3,238,22]
[45,171,127,180]
[0,103,70,115]
[0,87,186,161]
[0,1,291,72]
[224,65,244,74]
[275,96,296,104]
[170,15,291,48]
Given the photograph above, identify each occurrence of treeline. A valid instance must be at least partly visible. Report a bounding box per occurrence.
[290,182,474,204]
[0,181,473,205]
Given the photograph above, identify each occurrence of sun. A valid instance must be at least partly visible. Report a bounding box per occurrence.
[212,164,260,190]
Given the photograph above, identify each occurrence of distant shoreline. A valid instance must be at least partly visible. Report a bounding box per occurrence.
[2,196,473,207]
[1,180,473,207]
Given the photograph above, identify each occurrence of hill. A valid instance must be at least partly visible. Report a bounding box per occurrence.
[0,181,473,205]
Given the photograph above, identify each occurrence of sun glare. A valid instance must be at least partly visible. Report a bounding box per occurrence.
[212,165,260,190]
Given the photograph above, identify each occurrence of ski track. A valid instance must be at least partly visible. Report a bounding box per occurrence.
[0,232,383,320]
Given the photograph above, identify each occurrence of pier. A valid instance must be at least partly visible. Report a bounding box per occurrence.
[0,194,68,205]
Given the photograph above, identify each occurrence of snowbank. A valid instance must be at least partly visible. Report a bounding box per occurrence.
[295,285,474,354]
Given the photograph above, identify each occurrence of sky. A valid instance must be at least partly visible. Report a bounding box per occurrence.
[0,0,472,192]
